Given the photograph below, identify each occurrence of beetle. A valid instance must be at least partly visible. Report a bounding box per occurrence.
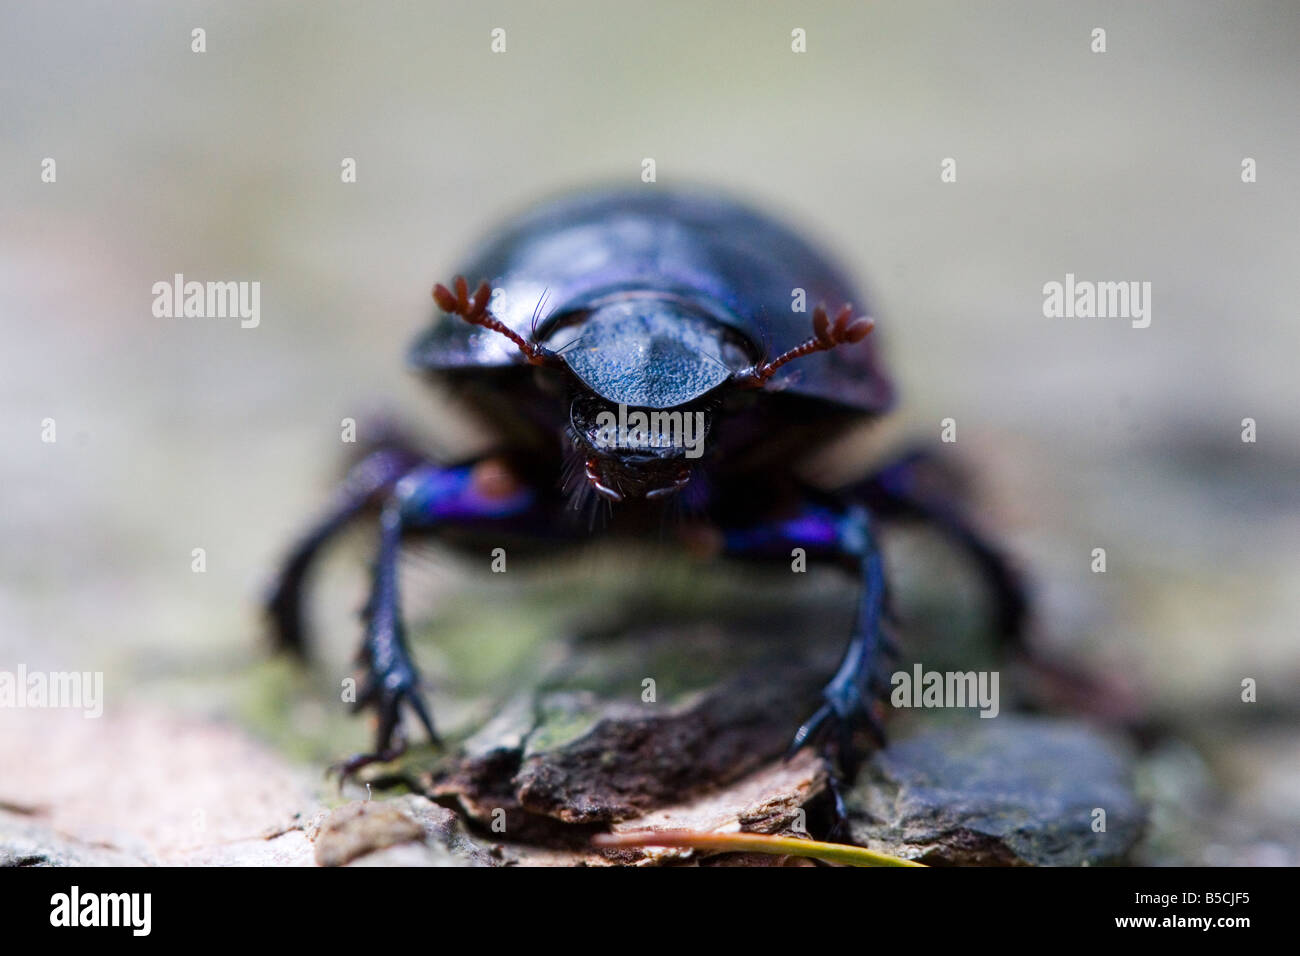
[266,187,1026,799]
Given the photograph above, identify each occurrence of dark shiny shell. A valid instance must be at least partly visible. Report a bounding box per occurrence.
[409,188,895,413]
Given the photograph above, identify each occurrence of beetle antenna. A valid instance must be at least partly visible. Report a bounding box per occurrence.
[433,276,562,367]
[733,303,874,388]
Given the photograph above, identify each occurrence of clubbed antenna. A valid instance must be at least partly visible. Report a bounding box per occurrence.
[432,275,559,367]
[734,303,874,388]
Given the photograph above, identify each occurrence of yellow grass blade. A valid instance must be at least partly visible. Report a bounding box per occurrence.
[593,829,925,867]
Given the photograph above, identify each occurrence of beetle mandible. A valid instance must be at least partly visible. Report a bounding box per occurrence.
[266,188,1026,796]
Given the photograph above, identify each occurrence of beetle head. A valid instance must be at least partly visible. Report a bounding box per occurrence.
[542,297,746,502]
[569,392,711,501]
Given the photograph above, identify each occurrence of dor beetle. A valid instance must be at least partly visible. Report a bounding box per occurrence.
[267,188,1026,796]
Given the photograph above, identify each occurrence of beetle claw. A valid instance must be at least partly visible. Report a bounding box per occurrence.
[825,769,852,839]
[344,639,442,784]
[787,680,887,780]
[785,701,834,761]
[327,736,409,787]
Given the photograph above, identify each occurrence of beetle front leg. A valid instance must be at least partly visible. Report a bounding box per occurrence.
[787,520,890,776]
[720,502,893,821]
[336,461,541,779]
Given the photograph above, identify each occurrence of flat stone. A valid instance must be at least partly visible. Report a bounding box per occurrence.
[847,717,1146,866]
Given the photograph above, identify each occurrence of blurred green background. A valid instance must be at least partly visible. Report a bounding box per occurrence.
[1,1,1297,864]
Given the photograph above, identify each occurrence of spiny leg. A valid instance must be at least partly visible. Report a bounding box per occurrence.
[335,495,428,778]
[265,443,427,656]
[720,501,893,832]
[334,460,544,779]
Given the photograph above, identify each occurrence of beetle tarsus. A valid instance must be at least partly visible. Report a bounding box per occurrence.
[786,698,876,839]
[824,766,854,840]
[787,679,888,778]
[785,701,833,761]
[328,737,410,785]
[352,636,441,752]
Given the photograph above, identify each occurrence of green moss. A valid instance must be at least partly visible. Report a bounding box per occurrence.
[523,697,604,755]
[232,655,368,764]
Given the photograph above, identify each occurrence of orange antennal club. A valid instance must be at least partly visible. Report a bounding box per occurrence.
[735,303,874,388]
[432,276,558,367]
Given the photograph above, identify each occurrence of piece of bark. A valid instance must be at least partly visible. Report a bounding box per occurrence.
[428,618,840,838]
